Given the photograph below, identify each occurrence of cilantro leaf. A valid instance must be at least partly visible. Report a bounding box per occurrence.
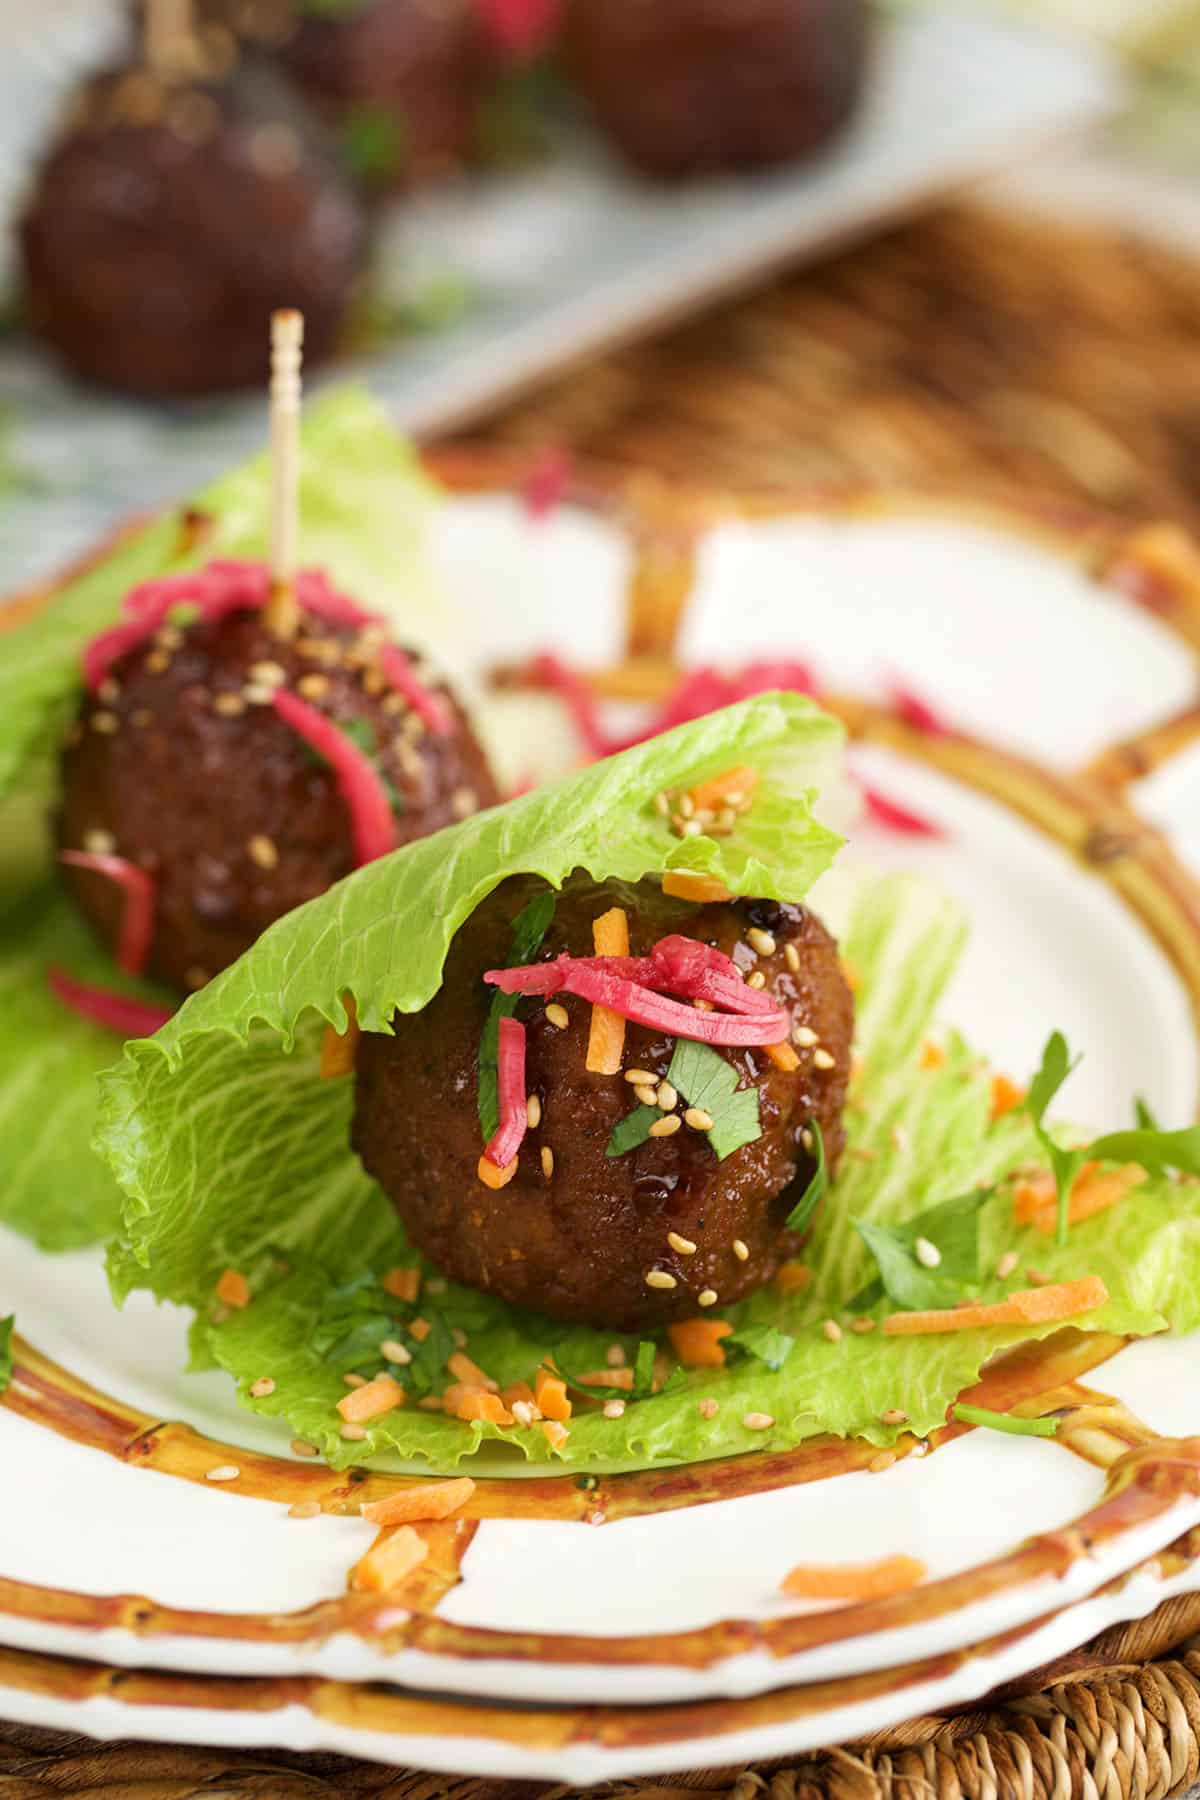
[727,1323,796,1371]
[954,1402,1060,1439]
[666,1038,761,1160]
[0,1316,12,1396]
[785,1119,826,1233]
[1085,1126,1200,1178]
[849,1188,990,1312]
[1025,1032,1086,1248]
[478,891,556,1140]
[633,1340,657,1396]
[606,1105,659,1158]
[1134,1095,1160,1131]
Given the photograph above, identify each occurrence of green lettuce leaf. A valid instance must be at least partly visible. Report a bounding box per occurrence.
[0,1317,13,1397]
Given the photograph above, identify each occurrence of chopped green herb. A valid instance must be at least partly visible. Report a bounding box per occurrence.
[666,1038,762,1160]
[851,1188,991,1313]
[605,1105,659,1159]
[727,1323,796,1371]
[785,1119,826,1233]
[340,106,407,186]
[633,1340,657,1397]
[954,1402,1060,1439]
[1025,1032,1087,1248]
[0,1315,12,1396]
[1134,1095,1160,1131]
[477,891,556,1141]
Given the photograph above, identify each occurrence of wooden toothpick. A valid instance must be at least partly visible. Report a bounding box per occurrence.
[144,0,194,80]
[265,309,304,640]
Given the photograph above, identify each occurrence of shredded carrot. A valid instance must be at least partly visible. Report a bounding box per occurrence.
[687,765,760,813]
[586,906,631,1074]
[1012,1168,1057,1224]
[919,1040,945,1071]
[534,1368,572,1422]
[500,1380,537,1409]
[454,1390,514,1426]
[447,1350,499,1393]
[884,1276,1109,1336]
[668,1319,734,1368]
[990,1073,1025,1121]
[661,872,734,904]
[1032,1163,1144,1235]
[351,1525,428,1593]
[215,1269,251,1309]
[541,1420,569,1451]
[574,1367,635,1390]
[477,1153,518,1190]
[442,1382,485,1412]
[764,1041,801,1073]
[780,1554,927,1602]
[382,1266,421,1303]
[361,1478,476,1527]
[320,999,360,1080]
[337,1373,406,1423]
[774,1260,812,1294]
[408,1317,432,1343]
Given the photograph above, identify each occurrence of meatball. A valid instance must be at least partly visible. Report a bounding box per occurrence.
[563,0,869,179]
[59,606,498,993]
[19,60,366,397]
[276,0,491,190]
[353,872,854,1330]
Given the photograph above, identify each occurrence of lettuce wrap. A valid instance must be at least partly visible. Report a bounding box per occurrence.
[0,388,450,1250]
[95,694,1200,1473]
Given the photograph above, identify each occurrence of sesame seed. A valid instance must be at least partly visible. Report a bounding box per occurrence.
[676,819,703,839]
[698,1398,719,1419]
[426,1276,447,1295]
[915,1236,941,1269]
[289,1501,321,1520]
[205,1464,240,1482]
[743,1412,774,1431]
[401,711,427,742]
[380,1340,412,1365]
[83,828,117,854]
[606,1345,626,1367]
[653,792,671,818]
[746,971,767,990]
[214,692,246,717]
[996,1250,1019,1280]
[747,927,777,957]
[822,1319,843,1343]
[248,119,302,176]
[156,624,184,649]
[625,1068,656,1085]
[97,676,120,703]
[291,1439,319,1458]
[511,1400,535,1427]
[247,834,278,870]
[869,1452,896,1474]
[144,650,170,674]
[813,1048,836,1071]
[851,1317,876,1334]
[545,1003,569,1030]
[244,683,276,706]
[451,787,478,820]
[890,1124,910,1152]
[649,1114,682,1138]
[667,1231,697,1256]
[644,1269,677,1290]
[249,1377,276,1399]
[655,1080,678,1111]
[451,1327,468,1348]
[732,1238,750,1262]
[248,660,286,688]
[297,673,330,700]
[698,1289,719,1307]
[603,1399,626,1420]
[880,1409,908,1426]
[793,1025,819,1048]
[800,1127,814,1152]
[784,943,801,974]
[693,998,714,1011]
[526,1094,542,1129]
[634,1084,659,1108]
[340,1422,367,1442]
[684,1108,714,1132]
[184,966,210,991]
[541,1146,555,1179]
[343,1373,366,1389]
[91,710,120,734]
[363,666,387,697]
[1027,1267,1051,1287]
[678,793,695,819]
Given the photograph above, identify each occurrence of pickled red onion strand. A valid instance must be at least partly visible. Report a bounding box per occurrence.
[486,955,658,996]
[271,689,397,866]
[379,645,453,737]
[296,569,376,628]
[47,967,173,1037]
[526,652,613,758]
[58,852,156,975]
[556,966,790,1046]
[486,941,780,1015]
[475,0,561,57]
[860,782,944,839]
[606,666,733,753]
[83,615,169,691]
[730,659,821,701]
[888,678,951,737]
[483,1016,528,1168]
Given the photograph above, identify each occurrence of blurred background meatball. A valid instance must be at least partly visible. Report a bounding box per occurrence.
[353,871,854,1330]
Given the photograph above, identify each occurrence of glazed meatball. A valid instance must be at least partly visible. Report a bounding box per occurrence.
[19,60,366,397]
[563,0,869,179]
[59,605,498,994]
[353,872,854,1330]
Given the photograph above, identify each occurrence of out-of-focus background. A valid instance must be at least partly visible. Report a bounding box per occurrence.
[1,0,1199,586]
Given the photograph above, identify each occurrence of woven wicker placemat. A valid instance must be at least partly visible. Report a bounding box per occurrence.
[7,199,1200,1799]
